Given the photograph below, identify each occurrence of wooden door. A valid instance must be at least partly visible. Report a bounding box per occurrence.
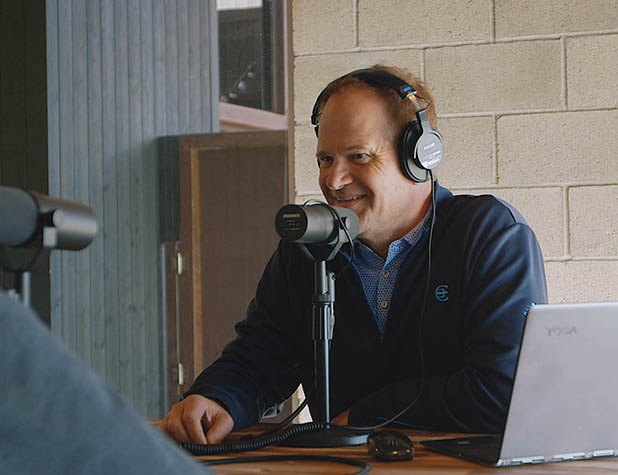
[161,130,286,406]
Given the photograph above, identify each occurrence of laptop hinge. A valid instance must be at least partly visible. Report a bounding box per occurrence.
[505,455,545,465]
[592,449,616,458]
[553,452,586,461]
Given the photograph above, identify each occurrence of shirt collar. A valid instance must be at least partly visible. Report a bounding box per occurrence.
[354,204,432,261]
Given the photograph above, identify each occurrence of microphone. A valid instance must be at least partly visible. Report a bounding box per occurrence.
[275,203,359,245]
[0,186,97,251]
[0,187,39,247]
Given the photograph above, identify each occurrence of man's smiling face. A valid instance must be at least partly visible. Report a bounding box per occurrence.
[316,86,420,252]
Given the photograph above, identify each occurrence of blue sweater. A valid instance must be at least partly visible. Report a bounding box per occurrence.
[186,184,548,433]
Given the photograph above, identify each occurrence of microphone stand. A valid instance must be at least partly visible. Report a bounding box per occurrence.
[0,248,35,308]
[282,240,370,447]
[0,225,57,308]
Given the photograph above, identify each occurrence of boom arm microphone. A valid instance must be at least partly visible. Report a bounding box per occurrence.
[0,186,97,251]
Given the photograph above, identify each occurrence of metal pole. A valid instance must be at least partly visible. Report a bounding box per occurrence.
[312,260,338,424]
[19,271,31,308]
[284,260,369,447]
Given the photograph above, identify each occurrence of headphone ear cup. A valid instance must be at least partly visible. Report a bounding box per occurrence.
[398,122,430,183]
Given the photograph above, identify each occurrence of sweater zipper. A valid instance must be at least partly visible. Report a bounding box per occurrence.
[378,331,385,344]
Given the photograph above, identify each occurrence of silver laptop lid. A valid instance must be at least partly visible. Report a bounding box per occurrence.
[499,302,618,465]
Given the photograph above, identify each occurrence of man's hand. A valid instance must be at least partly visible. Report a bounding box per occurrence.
[159,394,234,444]
[331,408,350,425]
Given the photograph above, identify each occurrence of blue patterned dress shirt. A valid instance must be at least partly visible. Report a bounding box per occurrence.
[353,208,431,333]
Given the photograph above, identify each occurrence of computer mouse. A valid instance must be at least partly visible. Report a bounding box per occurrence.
[367,430,415,461]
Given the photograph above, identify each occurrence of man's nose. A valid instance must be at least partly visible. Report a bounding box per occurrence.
[323,159,353,191]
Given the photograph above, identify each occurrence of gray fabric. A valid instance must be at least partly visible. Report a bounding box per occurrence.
[0,291,208,474]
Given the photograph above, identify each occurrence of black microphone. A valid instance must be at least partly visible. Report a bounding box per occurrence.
[0,186,97,250]
[0,187,39,247]
[275,203,359,245]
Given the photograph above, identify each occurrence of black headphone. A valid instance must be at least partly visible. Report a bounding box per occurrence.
[311,68,443,183]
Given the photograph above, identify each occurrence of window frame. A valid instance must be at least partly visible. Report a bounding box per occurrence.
[218,0,289,131]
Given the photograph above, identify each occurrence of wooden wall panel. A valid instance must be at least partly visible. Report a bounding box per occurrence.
[86,0,106,384]
[47,0,62,332]
[45,0,219,417]
[57,0,77,351]
[163,131,286,399]
[114,0,134,404]
[137,0,160,415]
[72,0,92,375]
[100,0,121,392]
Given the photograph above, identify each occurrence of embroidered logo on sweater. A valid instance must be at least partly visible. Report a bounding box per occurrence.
[435,284,449,302]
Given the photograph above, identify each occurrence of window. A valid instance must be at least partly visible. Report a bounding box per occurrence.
[217,0,288,130]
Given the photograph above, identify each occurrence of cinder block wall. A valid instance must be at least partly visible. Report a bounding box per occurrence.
[291,0,618,303]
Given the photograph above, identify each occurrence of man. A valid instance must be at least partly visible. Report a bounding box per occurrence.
[160,65,548,444]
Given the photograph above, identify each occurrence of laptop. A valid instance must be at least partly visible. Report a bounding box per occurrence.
[421,302,618,467]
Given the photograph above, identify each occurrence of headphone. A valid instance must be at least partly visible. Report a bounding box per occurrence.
[311,68,443,183]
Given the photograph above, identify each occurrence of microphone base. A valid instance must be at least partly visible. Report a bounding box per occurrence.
[280,425,371,448]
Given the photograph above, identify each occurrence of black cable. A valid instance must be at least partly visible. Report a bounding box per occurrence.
[302,199,357,279]
[330,171,437,432]
[408,93,432,111]
[256,385,313,437]
[336,222,356,278]
[181,422,328,456]
[0,244,47,273]
[199,455,371,474]
[179,387,315,455]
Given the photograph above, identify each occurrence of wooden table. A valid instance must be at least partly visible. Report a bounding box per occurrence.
[189,425,618,474]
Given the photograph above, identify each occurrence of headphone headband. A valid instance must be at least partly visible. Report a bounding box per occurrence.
[311,68,418,127]
[311,67,442,183]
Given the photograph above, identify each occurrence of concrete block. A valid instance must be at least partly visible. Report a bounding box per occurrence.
[497,110,618,184]
[436,116,495,188]
[294,193,324,205]
[294,50,422,124]
[545,260,618,302]
[358,0,490,47]
[465,187,564,258]
[292,0,355,53]
[426,41,563,114]
[567,34,618,108]
[294,124,320,195]
[569,185,618,257]
[426,41,562,114]
[495,0,618,38]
